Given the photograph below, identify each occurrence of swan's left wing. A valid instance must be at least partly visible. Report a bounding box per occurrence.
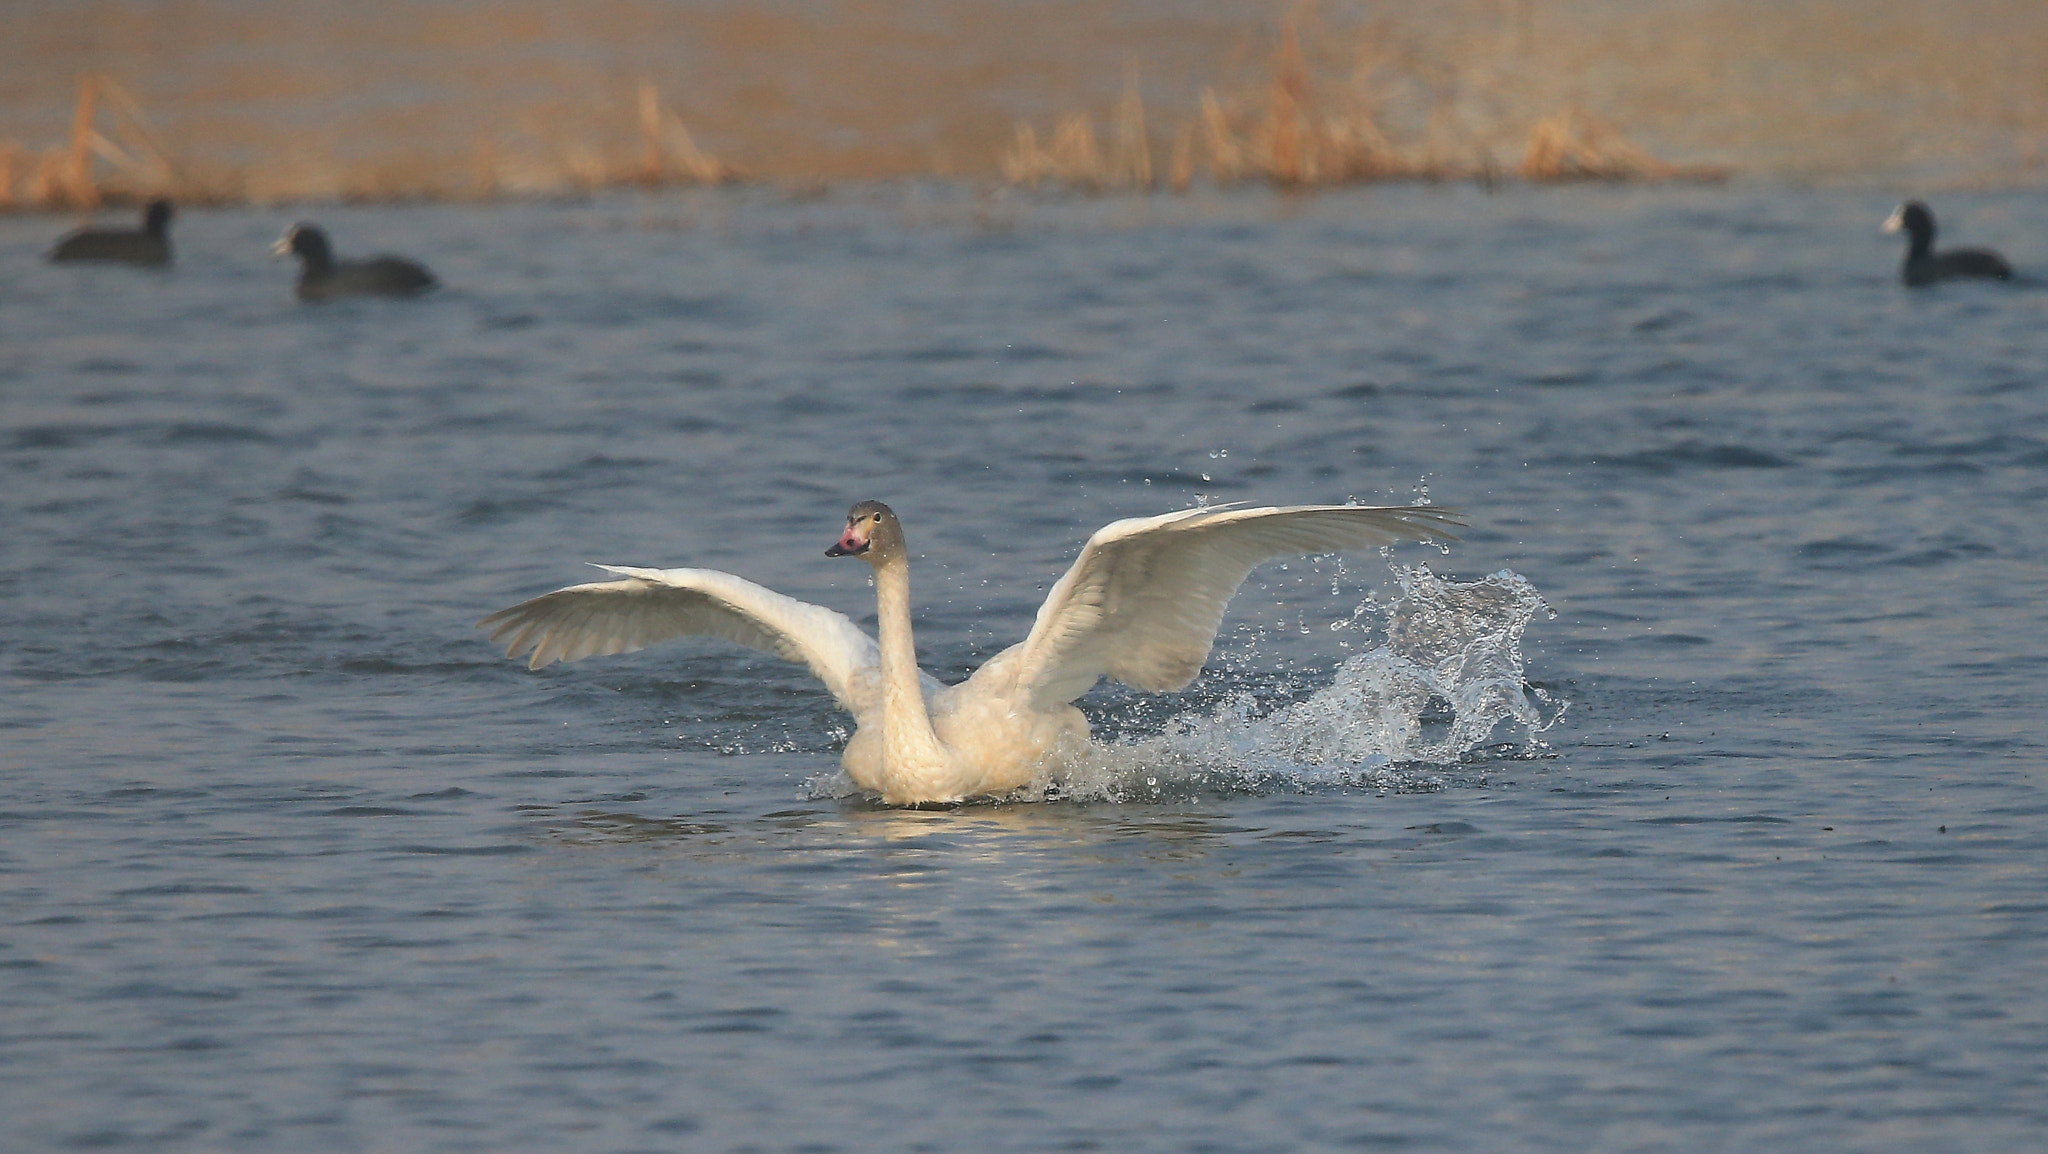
[1005,504,1463,708]
[479,565,893,719]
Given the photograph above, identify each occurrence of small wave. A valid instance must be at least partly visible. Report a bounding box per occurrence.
[1595,441,1794,472]
[11,424,116,450]
[164,422,274,444]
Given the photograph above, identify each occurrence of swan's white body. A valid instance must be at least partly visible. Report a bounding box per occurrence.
[480,501,1462,804]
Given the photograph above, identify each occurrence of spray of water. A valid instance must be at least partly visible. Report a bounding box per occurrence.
[1039,565,1562,802]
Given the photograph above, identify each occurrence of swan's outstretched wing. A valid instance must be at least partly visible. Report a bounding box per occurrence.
[478,566,891,718]
[1006,504,1463,708]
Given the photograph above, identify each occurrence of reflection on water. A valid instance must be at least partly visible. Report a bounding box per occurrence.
[548,798,1239,852]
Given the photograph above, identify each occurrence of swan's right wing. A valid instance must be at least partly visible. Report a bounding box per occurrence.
[478,565,888,718]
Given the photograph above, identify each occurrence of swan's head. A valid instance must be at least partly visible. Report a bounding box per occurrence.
[827,500,901,561]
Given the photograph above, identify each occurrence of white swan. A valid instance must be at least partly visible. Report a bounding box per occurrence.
[480,500,1463,805]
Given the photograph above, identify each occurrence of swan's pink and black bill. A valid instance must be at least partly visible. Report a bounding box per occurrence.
[827,524,869,556]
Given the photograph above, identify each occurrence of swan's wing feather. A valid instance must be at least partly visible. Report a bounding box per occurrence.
[1009,505,1462,707]
[478,565,888,717]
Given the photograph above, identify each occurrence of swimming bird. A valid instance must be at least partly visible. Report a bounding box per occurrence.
[272,222,436,300]
[480,500,1464,805]
[1882,201,2012,286]
[47,198,174,265]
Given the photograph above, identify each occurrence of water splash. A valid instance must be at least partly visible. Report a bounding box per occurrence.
[1044,565,1562,802]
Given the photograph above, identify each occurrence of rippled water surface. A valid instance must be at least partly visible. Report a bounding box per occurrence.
[5,184,2048,1151]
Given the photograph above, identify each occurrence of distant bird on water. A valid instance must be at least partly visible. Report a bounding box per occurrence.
[1882,201,2013,287]
[273,222,436,301]
[48,198,174,265]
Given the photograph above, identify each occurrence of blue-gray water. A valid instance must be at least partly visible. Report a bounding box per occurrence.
[4,184,2046,1151]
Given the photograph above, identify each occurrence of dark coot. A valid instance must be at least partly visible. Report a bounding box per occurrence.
[48,198,174,265]
[273,222,437,301]
[1883,201,2013,286]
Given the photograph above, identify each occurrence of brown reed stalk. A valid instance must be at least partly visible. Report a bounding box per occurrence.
[1112,61,1152,189]
[632,81,736,187]
[1167,119,1196,192]
[1199,88,1245,183]
[1049,112,1105,189]
[1518,107,1725,182]
[1263,20,1310,185]
[92,76,174,186]
[997,123,1046,186]
[638,82,666,185]
[65,74,100,207]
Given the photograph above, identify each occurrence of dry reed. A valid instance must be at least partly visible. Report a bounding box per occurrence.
[7,2,2042,210]
[999,14,1729,193]
[631,82,742,188]
[1,74,736,212]
[1518,108,1726,183]
[0,75,175,210]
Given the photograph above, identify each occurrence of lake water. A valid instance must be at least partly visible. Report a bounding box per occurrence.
[4,182,2047,1151]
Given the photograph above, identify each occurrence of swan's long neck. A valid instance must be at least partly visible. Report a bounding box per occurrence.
[872,552,949,770]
